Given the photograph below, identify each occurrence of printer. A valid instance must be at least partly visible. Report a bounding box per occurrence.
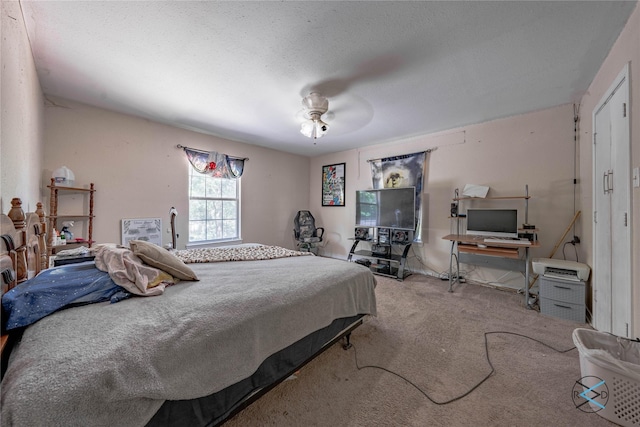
[532,258,591,282]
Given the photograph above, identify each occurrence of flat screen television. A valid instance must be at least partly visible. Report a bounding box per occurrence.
[466,209,518,238]
[355,187,416,230]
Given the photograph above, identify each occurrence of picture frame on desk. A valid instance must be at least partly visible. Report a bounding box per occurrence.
[121,218,162,247]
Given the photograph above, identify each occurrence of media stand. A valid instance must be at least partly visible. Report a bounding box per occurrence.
[348,239,412,281]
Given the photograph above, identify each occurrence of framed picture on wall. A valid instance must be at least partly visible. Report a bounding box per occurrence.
[322,163,346,206]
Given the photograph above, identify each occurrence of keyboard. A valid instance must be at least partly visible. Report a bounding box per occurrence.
[483,237,531,246]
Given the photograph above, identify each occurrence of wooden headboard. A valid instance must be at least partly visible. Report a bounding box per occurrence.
[1,198,47,286]
[1,198,47,374]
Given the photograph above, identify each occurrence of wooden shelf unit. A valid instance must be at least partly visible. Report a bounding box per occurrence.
[47,179,95,258]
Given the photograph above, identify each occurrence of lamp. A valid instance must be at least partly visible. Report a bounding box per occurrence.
[300,113,329,139]
[300,93,329,139]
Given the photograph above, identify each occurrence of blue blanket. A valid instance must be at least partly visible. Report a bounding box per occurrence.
[2,261,130,330]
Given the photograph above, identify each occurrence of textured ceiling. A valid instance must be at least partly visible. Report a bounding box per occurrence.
[22,1,637,157]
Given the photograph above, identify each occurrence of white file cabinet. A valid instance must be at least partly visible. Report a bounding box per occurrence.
[539,276,586,323]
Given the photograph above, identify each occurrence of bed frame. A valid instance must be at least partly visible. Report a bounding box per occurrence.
[147,315,363,426]
[1,198,47,376]
[219,320,360,425]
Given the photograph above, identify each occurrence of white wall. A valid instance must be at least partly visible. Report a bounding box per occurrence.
[1,1,44,212]
[42,98,311,249]
[311,104,579,290]
[579,3,639,336]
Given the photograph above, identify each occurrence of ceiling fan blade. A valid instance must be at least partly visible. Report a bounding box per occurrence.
[302,52,407,99]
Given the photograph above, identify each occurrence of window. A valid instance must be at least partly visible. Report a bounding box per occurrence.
[188,167,240,243]
[355,190,378,227]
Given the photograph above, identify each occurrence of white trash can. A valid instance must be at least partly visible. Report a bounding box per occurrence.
[572,328,640,426]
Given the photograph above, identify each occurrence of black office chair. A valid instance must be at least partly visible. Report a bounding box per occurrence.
[293,210,324,255]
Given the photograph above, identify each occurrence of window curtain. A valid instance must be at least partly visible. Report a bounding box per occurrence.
[183,148,245,179]
[369,151,426,242]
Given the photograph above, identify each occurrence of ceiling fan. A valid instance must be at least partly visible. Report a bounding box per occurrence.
[300,92,330,140]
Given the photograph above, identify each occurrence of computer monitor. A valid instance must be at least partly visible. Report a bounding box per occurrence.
[466,209,518,238]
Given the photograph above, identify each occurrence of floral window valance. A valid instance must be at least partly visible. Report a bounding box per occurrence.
[180,145,247,179]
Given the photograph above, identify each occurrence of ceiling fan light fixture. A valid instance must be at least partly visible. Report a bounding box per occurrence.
[300,92,329,139]
[300,115,329,139]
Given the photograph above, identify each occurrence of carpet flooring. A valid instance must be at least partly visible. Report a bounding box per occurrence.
[225,273,616,426]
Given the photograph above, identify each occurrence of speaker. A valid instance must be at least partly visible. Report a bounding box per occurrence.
[450,202,458,217]
[354,227,369,240]
[391,230,412,244]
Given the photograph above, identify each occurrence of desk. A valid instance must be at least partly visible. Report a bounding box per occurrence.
[442,234,540,308]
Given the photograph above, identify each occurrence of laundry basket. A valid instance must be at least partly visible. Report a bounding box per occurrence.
[572,328,640,426]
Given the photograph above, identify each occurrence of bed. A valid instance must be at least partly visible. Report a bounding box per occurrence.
[0,199,377,427]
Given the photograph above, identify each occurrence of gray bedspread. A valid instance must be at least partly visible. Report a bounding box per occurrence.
[1,255,376,427]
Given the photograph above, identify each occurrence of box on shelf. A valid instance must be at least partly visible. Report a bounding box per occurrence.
[52,166,75,187]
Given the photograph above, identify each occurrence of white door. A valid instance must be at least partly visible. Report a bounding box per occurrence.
[592,64,632,338]
[593,102,612,332]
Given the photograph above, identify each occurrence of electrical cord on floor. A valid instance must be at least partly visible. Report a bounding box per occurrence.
[350,331,576,405]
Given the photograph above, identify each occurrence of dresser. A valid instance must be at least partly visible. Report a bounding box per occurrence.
[539,276,586,323]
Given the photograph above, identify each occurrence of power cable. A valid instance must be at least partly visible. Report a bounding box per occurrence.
[573,103,580,239]
[562,240,580,263]
[400,244,456,280]
[351,331,575,405]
